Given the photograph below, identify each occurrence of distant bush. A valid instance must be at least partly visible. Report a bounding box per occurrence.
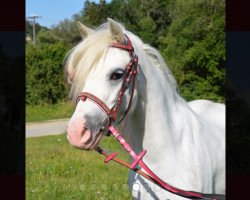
[26,42,69,105]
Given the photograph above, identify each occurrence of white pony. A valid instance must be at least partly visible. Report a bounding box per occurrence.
[65,18,225,199]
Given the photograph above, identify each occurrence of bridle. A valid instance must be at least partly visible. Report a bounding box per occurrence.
[77,35,138,135]
[76,35,225,200]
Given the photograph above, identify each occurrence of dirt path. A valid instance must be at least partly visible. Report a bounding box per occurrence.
[26,118,69,138]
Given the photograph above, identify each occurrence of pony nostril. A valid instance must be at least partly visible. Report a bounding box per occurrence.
[82,127,87,135]
[84,112,106,131]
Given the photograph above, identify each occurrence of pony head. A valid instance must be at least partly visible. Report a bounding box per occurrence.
[65,18,138,150]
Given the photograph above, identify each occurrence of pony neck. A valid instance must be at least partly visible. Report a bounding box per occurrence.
[120,47,199,161]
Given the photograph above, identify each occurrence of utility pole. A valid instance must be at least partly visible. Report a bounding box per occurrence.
[26,14,41,45]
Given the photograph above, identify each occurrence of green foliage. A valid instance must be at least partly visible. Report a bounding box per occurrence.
[81,0,109,26]
[26,42,69,105]
[107,0,171,46]
[26,0,225,104]
[138,17,157,45]
[36,29,61,45]
[160,0,225,102]
[50,18,82,47]
[26,20,48,40]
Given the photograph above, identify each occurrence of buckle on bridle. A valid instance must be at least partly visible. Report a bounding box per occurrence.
[101,116,112,136]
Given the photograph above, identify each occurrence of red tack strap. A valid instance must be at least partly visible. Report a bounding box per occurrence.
[77,92,112,116]
[110,42,134,51]
[108,126,146,169]
[108,125,205,199]
[130,150,147,169]
[109,35,134,52]
[104,152,118,163]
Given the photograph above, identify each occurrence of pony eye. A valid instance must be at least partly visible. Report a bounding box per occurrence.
[110,69,124,80]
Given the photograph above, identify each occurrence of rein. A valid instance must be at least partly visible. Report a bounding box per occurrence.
[96,127,225,200]
[76,35,225,200]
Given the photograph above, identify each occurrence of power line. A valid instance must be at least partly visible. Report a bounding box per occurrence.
[26,15,41,45]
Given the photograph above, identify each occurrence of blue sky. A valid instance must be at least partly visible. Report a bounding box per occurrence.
[26,0,110,28]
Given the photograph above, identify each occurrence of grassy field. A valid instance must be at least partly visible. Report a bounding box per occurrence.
[26,102,75,122]
[26,134,132,200]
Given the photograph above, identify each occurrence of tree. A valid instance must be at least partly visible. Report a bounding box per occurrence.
[160,0,225,102]
[81,0,109,27]
[138,17,157,45]
[26,42,69,105]
[51,18,82,47]
[25,0,225,104]
[25,20,48,40]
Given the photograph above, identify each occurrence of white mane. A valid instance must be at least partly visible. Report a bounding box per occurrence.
[65,24,112,101]
[142,44,178,91]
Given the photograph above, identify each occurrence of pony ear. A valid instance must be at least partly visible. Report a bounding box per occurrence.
[77,21,94,38]
[107,18,125,43]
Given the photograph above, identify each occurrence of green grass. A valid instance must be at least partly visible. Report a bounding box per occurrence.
[26,102,75,122]
[26,134,132,200]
